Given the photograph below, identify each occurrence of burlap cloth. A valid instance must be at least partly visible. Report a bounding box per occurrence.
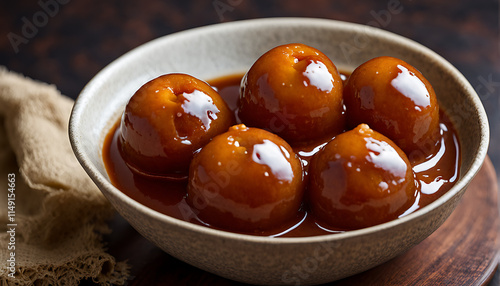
[0,67,129,285]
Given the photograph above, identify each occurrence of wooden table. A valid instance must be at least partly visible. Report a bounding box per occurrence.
[1,0,498,284]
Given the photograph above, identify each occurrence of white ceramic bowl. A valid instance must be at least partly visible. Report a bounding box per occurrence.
[69,18,489,285]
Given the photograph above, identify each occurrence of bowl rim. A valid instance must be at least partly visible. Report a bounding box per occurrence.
[69,17,489,245]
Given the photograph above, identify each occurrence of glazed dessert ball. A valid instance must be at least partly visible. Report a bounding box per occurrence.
[119,73,233,177]
[187,124,304,232]
[238,43,345,144]
[308,124,418,230]
[343,56,440,155]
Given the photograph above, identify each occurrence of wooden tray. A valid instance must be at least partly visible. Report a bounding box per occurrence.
[105,158,499,285]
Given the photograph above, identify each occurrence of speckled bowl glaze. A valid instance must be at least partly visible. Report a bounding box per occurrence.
[69,18,489,285]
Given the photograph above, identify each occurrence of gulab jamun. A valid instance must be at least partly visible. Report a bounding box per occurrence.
[119,73,234,177]
[238,43,345,144]
[343,56,440,156]
[308,124,418,230]
[187,124,304,232]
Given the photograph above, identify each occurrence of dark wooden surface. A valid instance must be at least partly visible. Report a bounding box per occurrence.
[1,0,498,285]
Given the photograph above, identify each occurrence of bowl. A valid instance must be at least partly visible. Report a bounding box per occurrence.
[69,18,489,285]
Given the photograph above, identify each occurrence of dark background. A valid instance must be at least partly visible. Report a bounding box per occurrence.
[1,0,499,285]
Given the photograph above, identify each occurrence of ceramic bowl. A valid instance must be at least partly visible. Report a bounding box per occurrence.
[69,18,489,285]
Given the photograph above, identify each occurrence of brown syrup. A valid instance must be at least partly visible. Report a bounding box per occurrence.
[102,73,461,237]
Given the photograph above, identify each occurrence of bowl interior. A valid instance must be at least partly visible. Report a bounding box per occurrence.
[72,18,487,188]
[69,17,489,284]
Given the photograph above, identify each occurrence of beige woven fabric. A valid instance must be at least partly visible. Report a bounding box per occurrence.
[0,67,129,285]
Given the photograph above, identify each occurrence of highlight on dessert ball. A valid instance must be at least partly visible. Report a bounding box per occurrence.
[238,43,345,144]
[308,124,418,230]
[119,73,234,177]
[187,124,304,232]
[343,56,440,155]
[105,42,460,236]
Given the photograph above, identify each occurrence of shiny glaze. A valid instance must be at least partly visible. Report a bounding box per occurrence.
[119,73,234,177]
[251,139,295,182]
[187,124,304,232]
[308,124,417,230]
[344,56,440,155]
[391,64,431,108]
[302,60,335,92]
[103,73,461,237]
[238,43,345,144]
